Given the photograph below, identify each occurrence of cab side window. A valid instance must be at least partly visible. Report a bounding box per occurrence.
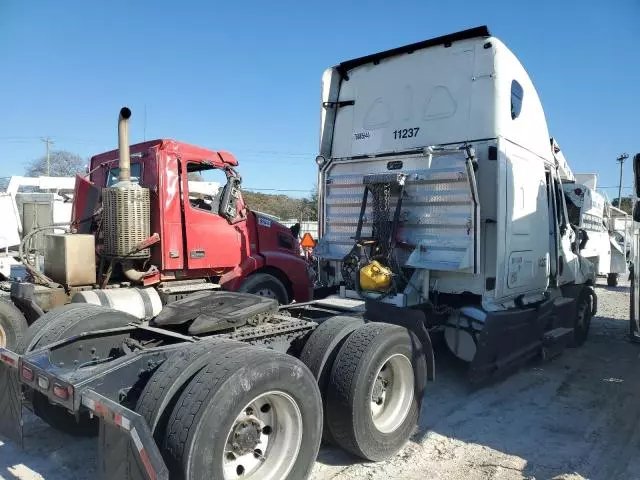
[186,162,227,215]
[510,80,524,120]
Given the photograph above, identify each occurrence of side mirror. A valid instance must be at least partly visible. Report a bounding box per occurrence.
[634,200,640,223]
[218,171,242,222]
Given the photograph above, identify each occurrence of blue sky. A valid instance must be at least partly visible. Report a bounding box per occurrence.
[1,1,638,199]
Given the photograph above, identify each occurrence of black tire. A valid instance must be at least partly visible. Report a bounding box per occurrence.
[36,305,137,348]
[300,315,364,443]
[16,303,98,354]
[163,347,322,480]
[136,339,247,440]
[238,273,289,304]
[25,305,138,437]
[0,297,28,350]
[607,273,619,287]
[326,322,426,461]
[570,292,592,347]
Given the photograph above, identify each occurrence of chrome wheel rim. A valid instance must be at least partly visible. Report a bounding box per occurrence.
[370,353,414,434]
[222,391,302,480]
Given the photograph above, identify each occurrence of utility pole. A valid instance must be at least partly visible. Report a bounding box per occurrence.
[41,137,54,176]
[617,152,629,209]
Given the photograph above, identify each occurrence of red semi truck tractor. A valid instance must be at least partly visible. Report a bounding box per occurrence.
[0,108,312,349]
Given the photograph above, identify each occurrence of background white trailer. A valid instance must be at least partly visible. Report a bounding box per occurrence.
[0,176,76,279]
[563,181,627,285]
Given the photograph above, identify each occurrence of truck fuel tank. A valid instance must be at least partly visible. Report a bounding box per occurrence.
[71,287,162,320]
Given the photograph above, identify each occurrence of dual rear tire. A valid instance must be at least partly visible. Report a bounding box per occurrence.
[22,303,425,478]
[141,319,426,479]
[0,297,28,349]
[301,319,426,461]
[141,344,322,480]
[18,304,138,436]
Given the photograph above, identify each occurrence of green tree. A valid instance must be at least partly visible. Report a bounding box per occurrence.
[612,196,633,215]
[242,187,318,221]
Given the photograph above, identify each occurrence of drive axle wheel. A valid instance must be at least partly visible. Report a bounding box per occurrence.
[20,304,138,437]
[223,391,302,479]
[570,292,592,347]
[238,273,289,304]
[163,347,322,480]
[136,339,248,440]
[299,315,364,444]
[0,297,28,349]
[370,354,415,433]
[326,322,426,461]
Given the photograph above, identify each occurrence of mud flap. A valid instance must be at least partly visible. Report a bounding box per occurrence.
[0,348,23,446]
[469,305,549,385]
[83,390,168,480]
[631,264,640,342]
[364,300,435,381]
[99,422,153,480]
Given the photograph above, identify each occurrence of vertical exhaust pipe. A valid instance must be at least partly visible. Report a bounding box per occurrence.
[118,107,132,182]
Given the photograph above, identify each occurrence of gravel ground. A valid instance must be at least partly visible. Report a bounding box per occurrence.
[1,279,638,480]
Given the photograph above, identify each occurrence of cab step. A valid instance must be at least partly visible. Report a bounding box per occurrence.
[542,327,574,360]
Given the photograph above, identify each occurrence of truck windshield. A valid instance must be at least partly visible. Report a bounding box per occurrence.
[106,163,142,186]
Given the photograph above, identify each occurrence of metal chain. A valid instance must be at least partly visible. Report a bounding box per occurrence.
[341,181,401,290]
[371,183,392,258]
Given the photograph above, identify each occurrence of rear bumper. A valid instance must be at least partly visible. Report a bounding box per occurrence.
[0,347,168,480]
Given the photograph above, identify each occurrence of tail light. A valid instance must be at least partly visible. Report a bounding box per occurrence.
[53,383,72,400]
[21,366,34,382]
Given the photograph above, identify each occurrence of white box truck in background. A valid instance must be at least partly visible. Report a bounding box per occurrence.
[0,176,75,281]
[314,25,597,377]
[560,163,629,286]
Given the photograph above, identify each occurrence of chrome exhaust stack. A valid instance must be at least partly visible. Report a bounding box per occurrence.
[118,107,132,183]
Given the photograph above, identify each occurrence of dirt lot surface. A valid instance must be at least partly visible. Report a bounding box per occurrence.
[1,279,638,480]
